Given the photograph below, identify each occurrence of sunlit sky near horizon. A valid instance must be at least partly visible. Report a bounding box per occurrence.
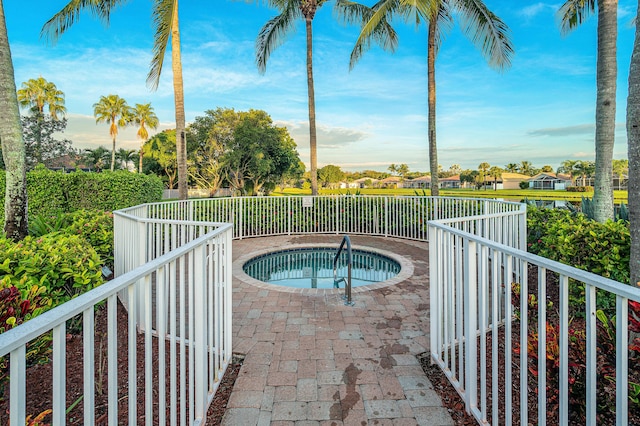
[3,1,637,173]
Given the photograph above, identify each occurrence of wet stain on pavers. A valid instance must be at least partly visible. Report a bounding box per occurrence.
[330,362,362,421]
[379,343,409,369]
[376,315,402,330]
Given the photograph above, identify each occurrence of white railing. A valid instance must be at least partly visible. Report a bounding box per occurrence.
[116,195,524,242]
[0,223,233,426]
[429,219,640,425]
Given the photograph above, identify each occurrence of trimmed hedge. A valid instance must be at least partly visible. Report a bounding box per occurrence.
[0,168,163,220]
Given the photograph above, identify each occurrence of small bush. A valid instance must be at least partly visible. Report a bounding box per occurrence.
[566,186,593,192]
[519,181,529,189]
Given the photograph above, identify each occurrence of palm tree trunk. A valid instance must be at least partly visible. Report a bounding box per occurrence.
[172,0,188,200]
[111,135,116,171]
[627,0,640,286]
[593,0,617,222]
[306,17,318,196]
[0,0,28,240]
[427,11,439,197]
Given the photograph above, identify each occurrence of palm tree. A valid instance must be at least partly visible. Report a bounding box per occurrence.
[43,0,189,200]
[519,160,534,176]
[557,159,577,184]
[558,0,617,222]
[83,146,110,172]
[504,163,518,173]
[626,5,640,284]
[256,0,329,195]
[0,2,27,240]
[132,103,159,173]
[478,162,490,190]
[611,158,628,190]
[341,0,513,197]
[17,77,67,164]
[93,94,132,172]
[116,148,137,170]
[17,76,66,119]
[488,166,503,191]
[574,160,595,187]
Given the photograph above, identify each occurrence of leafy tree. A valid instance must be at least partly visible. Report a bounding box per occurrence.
[144,130,178,189]
[627,4,640,285]
[388,163,398,176]
[21,114,72,169]
[460,169,479,189]
[540,165,554,173]
[0,4,27,240]
[83,147,110,172]
[93,95,132,172]
[318,165,345,188]
[132,103,159,173]
[612,158,628,189]
[224,109,303,195]
[559,0,617,222]
[448,164,461,175]
[343,0,513,197]
[396,163,409,179]
[186,108,233,196]
[478,162,490,190]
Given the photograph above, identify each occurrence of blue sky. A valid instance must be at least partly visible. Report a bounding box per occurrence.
[3,1,637,172]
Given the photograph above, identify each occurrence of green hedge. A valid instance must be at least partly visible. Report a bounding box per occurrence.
[0,168,163,220]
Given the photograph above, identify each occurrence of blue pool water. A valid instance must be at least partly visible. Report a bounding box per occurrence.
[243,247,401,289]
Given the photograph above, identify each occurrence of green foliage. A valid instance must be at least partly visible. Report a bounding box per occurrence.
[66,210,114,267]
[519,180,529,189]
[0,168,163,222]
[317,165,345,188]
[0,234,103,307]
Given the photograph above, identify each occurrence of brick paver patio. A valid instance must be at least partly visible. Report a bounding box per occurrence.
[221,235,453,426]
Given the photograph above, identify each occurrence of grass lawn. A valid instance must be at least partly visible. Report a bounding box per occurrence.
[271,187,629,203]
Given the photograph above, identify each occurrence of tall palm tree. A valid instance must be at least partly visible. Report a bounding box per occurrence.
[116,148,137,170]
[559,0,617,222]
[93,94,132,172]
[488,165,503,191]
[478,161,490,190]
[16,76,66,119]
[557,159,577,184]
[341,0,513,197]
[0,0,27,240]
[43,0,189,200]
[519,160,534,176]
[626,2,640,285]
[504,162,519,173]
[132,103,159,173]
[256,0,328,195]
[83,146,110,172]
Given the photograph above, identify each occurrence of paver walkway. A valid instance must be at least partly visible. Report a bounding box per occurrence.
[221,235,453,426]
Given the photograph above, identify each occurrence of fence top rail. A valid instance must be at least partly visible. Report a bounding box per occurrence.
[432,208,526,225]
[428,220,640,302]
[113,210,227,228]
[0,223,233,358]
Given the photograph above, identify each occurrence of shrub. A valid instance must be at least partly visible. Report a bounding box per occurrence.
[0,169,163,222]
[519,181,529,189]
[66,210,114,269]
[0,234,103,307]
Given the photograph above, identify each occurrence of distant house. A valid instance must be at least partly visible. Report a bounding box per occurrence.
[46,154,92,172]
[338,181,360,189]
[440,175,461,189]
[481,172,530,190]
[379,176,403,188]
[527,173,572,190]
[403,175,431,189]
[351,177,380,188]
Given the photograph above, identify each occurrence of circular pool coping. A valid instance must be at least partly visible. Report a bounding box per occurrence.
[233,243,414,294]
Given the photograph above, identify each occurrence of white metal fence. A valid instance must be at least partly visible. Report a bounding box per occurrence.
[429,218,640,425]
[0,223,233,426]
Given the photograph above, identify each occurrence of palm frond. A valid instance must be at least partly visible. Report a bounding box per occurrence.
[40,0,129,44]
[557,0,596,34]
[432,2,453,56]
[340,0,400,69]
[255,1,300,74]
[453,0,514,71]
[147,0,174,90]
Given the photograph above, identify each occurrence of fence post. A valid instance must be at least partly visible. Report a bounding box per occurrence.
[194,243,207,421]
[429,225,439,362]
[464,239,478,414]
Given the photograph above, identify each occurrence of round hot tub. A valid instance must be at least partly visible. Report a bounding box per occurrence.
[242,247,401,289]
